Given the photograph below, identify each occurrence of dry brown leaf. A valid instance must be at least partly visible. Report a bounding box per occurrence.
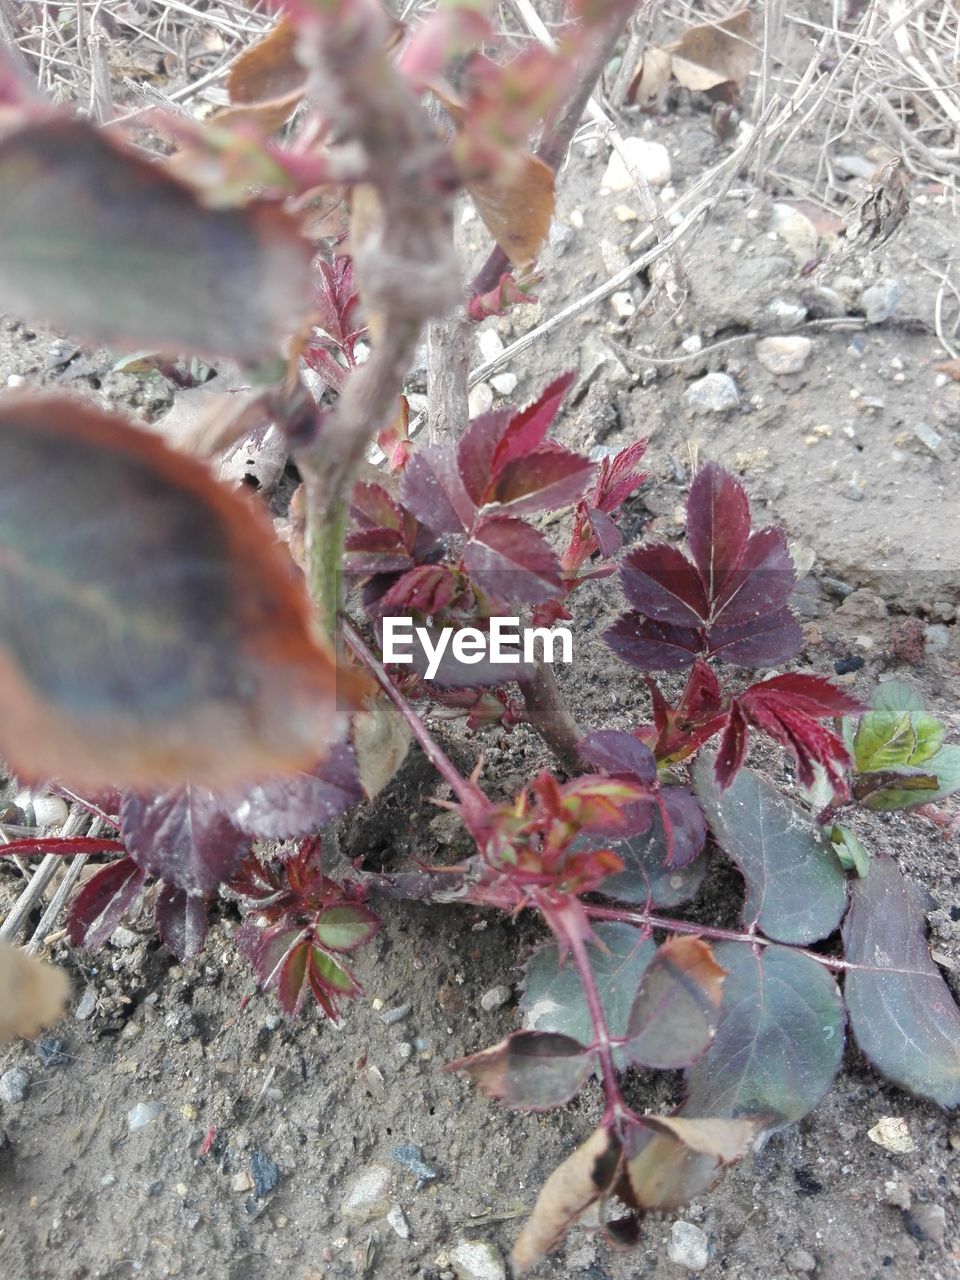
[0,941,69,1045]
[621,1113,759,1211]
[296,186,351,242]
[211,93,305,134]
[352,693,412,800]
[467,152,555,268]
[626,46,672,107]
[934,358,960,381]
[228,18,306,105]
[668,8,755,93]
[512,1125,622,1276]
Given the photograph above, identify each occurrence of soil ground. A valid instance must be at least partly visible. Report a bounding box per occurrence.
[2,8,960,1280]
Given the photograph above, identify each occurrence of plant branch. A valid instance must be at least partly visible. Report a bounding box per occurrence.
[517,661,584,775]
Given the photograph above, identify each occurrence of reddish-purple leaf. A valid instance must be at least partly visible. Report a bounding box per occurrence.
[577,730,657,785]
[313,903,381,952]
[462,515,563,604]
[489,447,595,517]
[350,481,408,534]
[623,937,725,1069]
[228,741,361,840]
[400,443,475,533]
[276,935,311,1016]
[660,786,707,869]
[121,787,251,894]
[0,397,350,788]
[843,856,960,1107]
[0,118,313,361]
[711,526,796,625]
[685,463,750,601]
[446,1030,593,1110]
[376,564,464,617]
[586,506,621,558]
[621,544,709,627]
[592,439,648,514]
[714,703,748,789]
[604,614,704,671]
[492,372,576,472]
[458,409,513,506]
[65,856,146,951]
[0,836,124,859]
[155,882,208,961]
[743,673,862,719]
[706,608,803,667]
[343,526,413,575]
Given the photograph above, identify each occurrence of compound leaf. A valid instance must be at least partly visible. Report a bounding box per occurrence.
[121,786,250,894]
[684,942,844,1126]
[0,118,312,361]
[463,515,562,604]
[693,758,847,944]
[842,855,960,1107]
[0,398,349,787]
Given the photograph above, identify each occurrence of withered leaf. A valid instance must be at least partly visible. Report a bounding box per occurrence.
[467,152,555,268]
[0,941,69,1045]
[668,8,755,93]
[0,397,354,787]
[447,1030,593,1110]
[621,1113,759,1211]
[214,18,307,133]
[512,1125,622,1276]
[352,693,412,800]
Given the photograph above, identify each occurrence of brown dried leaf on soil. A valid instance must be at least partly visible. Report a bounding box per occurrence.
[627,8,755,104]
[467,152,555,268]
[352,693,412,800]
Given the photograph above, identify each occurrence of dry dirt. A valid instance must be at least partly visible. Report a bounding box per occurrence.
[2,13,960,1280]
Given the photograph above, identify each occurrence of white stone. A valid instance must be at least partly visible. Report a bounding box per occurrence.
[601,138,671,191]
[490,373,517,396]
[569,209,584,230]
[31,795,69,827]
[862,278,901,324]
[667,1220,709,1272]
[6,374,25,388]
[766,299,807,329]
[386,1204,410,1239]
[681,334,703,354]
[611,291,635,319]
[685,372,739,415]
[0,1069,30,1104]
[449,1239,506,1280]
[756,336,812,375]
[867,1116,915,1153]
[467,383,494,418]
[341,1164,393,1223]
[477,328,505,363]
[127,1101,164,1131]
[770,203,818,264]
[479,984,512,1012]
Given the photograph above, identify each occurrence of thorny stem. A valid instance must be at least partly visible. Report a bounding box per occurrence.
[340,615,489,822]
[516,662,584,775]
[471,0,640,297]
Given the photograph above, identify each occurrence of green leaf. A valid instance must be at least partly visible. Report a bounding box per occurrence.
[313,904,381,952]
[684,942,844,1126]
[864,745,960,810]
[0,118,312,362]
[853,709,917,771]
[0,396,349,788]
[623,937,725,1069]
[830,825,871,877]
[842,855,960,1107]
[693,757,847,944]
[446,1031,593,1110]
[520,922,654,1070]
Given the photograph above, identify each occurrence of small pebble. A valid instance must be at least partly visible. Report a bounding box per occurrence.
[610,291,635,319]
[387,1204,410,1240]
[6,373,25,388]
[834,655,865,675]
[127,1101,164,1132]
[74,987,98,1021]
[0,1068,30,1105]
[490,372,517,396]
[467,383,494,418]
[766,299,807,328]
[479,985,512,1012]
[861,278,901,324]
[601,138,671,190]
[111,927,140,949]
[341,1164,393,1224]
[685,372,739,415]
[380,1004,411,1026]
[35,1037,68,1068]
[393,1142,438,1183]
[909,1203,947,1246]
[785,1247,817,1273]
[31,795,69,827]
[477,329,504,363]
[449,1239,506,1280]
[250,1150,279,1198]
[756,335,812,375]
[681,334,703,355]
[867,1116,915,1153]
[667,1219,710,1272]
[770,203,818,264]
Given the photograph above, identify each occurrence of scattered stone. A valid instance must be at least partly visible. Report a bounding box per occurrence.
[467,383,494,418]
[477,329,504,363]
[490,372,517,397]
[35,1037,68,1068]
[785,1247,817,1273]
[836,589,887,622]
[251,1151,279,1198]
[909,1203,947,1245]
[931,601,956,623]
[884,1180,912,1210]
[685,372,739,415]
[31,794,69,827]
[771,203,818,264]
[601,138,671,191]
[890,617,926,666]
[449,1239,507,1280]
[231,1171,254,1194]
[387,1204,410,1240]
[392,1142,438,1184]
[914,422,950,459]
[766,299,807,329]
[667,1219,710,1272]
[75,987,97,1021]
[610,291,635,319]
[111,927,140,949]
[341,1165,393,1224]
[395,1042,414,1060]
[756,335,812,375]
[681,334,703,355]
[867,1116,916,1153]
[0,1068,30,1104]
[926,624,951,652]
[127,1101,164,1132]
[6,373,25,389]
[480,985,512,1012]
[834,655,865,675]
[613,204,638,222]
[801,285,846,318]
[380,1004,411,1026]
[862,278,901,324]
